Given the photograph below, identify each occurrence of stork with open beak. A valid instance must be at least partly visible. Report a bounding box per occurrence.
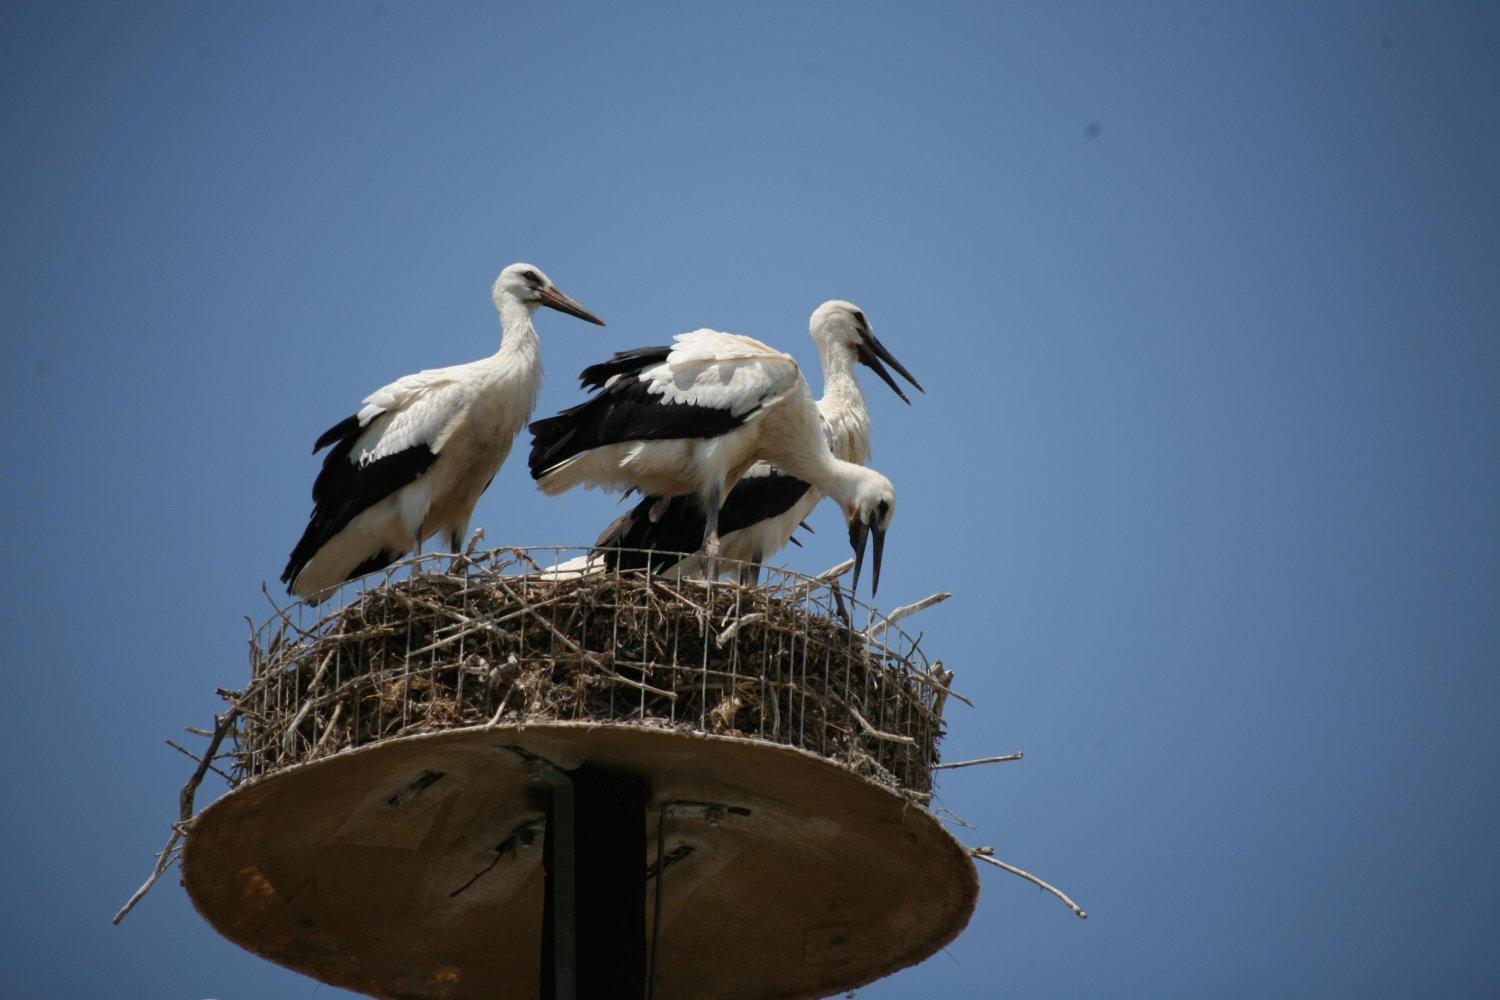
[282,263,605,601]
[594,300,921,585]
[527,327,898,594]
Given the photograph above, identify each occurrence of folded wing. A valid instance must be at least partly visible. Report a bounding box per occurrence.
[282,369,466,590]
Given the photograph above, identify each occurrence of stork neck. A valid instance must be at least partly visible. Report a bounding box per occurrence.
[786,446,870,509]
[812,452,870,510]
[816,344,873,466]
[818,343,867,407]
[818,346,870,428]
[496,297,542,367]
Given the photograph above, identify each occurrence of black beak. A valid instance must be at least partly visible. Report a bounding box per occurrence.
[855,331,924,404]
[849,519,869,595]
[870,526,886,597]
[538,285,606,326]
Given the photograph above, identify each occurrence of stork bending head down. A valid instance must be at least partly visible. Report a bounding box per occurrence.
[281,263,604,601]
[527,328,900,593]
[593,300,922,584]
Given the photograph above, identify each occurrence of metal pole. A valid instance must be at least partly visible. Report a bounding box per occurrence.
[540,768,578,1000]
[541,765,647,1000]
[647,806,667,1000]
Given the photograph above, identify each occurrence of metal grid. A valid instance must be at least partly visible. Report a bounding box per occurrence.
[233,546,956,795]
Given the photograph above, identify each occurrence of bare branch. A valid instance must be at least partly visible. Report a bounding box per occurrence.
[715,613,765,648]
[775,558,855,600]
[163,740,232,783]
[865,591,952,638]
[280,647,338,754]
[933,751,1024,771]
[971,847,1087,919]
[844,701,916,745]
[463,528,486,556]
[814,558,856,581]
[114,709,238,925]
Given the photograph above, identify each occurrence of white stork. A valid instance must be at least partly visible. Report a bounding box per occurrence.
[282,263,605,600]
[592,300,922,584]
[527,328,899,593]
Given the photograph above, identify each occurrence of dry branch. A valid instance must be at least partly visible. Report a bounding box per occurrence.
[114,709,237,924]
[865,591,952,638]
[933,751,1024,770]
[163,739,232,783]
[280,647,337,753]
[971,847,1087,919]
[775,559,855,600]
[844,702,917,745]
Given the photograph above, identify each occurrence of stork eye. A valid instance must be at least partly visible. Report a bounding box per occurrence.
[853,310,867,327]
[523,270,542,285]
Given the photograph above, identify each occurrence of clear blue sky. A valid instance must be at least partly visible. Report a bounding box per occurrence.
[3,2,1497,996]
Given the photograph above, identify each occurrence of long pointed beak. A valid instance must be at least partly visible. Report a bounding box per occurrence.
[855,333,924,404]
[870,526,886,597]
[849,519,870,595]
[538,285,606,326]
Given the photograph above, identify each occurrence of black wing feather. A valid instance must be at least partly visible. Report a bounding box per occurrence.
[578,346,672,390]
[344,547,405,582]
[528,348,747,480]
[282,415,438,588]
[594,496,701,571]
[720,471,814,535]
[313,414,361,454]
[597,470,814,571]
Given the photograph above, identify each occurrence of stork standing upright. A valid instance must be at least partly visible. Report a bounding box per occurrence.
[282,263,605,600]
[527,328,899,593]
[594,300,922,583]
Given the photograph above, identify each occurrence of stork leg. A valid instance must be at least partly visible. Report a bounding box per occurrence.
[447,526,468,578]
[738,552,763,588]
[700,483,723,580]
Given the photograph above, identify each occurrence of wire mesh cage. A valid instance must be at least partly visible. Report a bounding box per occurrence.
[232,546,959,798]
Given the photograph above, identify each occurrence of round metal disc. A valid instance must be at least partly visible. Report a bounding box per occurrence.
[183,723,977,999]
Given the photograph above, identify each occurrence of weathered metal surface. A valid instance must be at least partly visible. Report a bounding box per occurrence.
[183,723,977,1000]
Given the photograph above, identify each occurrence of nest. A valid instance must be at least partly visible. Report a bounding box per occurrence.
[118,547,1097,932]
[230,547,956,796]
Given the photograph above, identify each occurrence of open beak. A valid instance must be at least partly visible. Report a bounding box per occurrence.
[848,520,887,597]
[538,285,606,326]
[849,518,888,597]
[849,519,869,595]
[855,332,924,404]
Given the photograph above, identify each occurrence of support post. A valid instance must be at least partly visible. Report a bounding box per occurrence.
[541,765,647,1000]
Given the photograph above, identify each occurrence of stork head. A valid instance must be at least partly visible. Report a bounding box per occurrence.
[493,263,606,326]
[810,300,924,403]
[845,469,896,597]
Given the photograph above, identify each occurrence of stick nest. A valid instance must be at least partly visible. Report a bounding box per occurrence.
[230,548,954,797]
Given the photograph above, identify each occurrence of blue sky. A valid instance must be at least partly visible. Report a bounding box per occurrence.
[3,2,1498,996]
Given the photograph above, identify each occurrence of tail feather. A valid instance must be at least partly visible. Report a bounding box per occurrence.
[594,494,703,572]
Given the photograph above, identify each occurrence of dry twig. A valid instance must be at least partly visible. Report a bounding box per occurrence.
[971,847,1087,919]
[865,591,952,638]
[933,751,1024,771]
[114,709,237,924]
